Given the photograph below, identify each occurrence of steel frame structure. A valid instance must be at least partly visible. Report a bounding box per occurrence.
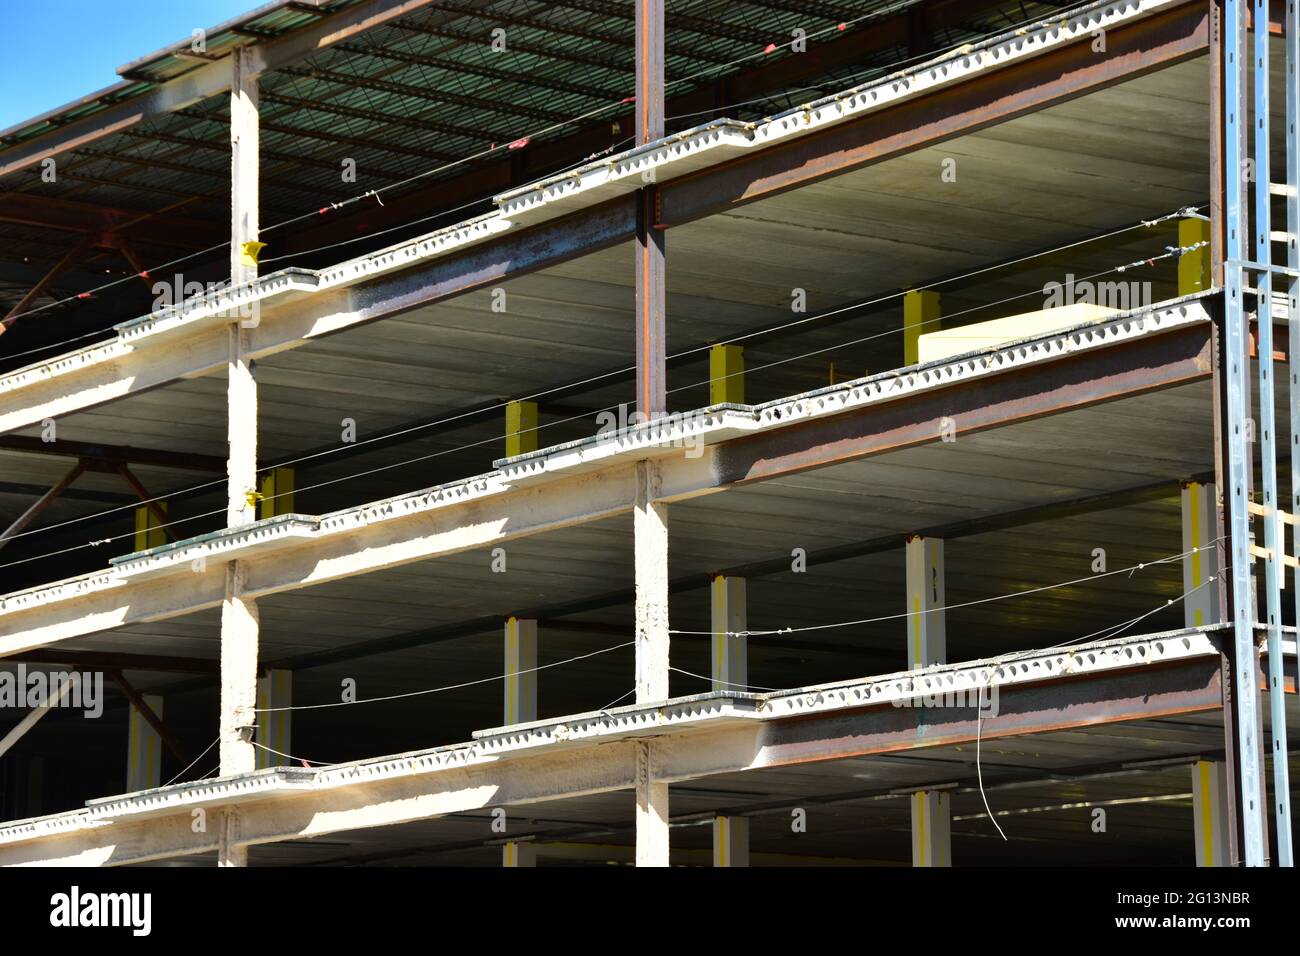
[0,0,1296,867]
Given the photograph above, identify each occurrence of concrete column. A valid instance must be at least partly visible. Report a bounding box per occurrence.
[505,400,538,458]
[503,617,538,725]
[712,815,749,867]
[710,575,747,692]
[502,842,537,867]
[227,326,258,529]
[227,48,259,530]
[1181,481,1222,628]
[709,344,744,404]
[254,669,292,769]
[258,467,295,520]
[905,535,946,669]
[911,790,952,867]
[220,48,261,795]
[219,562,259,777]
[903,289,940,365]
[635,460,669,703]
[1192,759,1233,867]
[126,693,163,791]
[636,739,669,867]
[230,46,259,287]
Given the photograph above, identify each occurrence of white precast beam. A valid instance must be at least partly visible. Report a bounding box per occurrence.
[1,814,219,867]
[0,629,1225,866]
[1,743,636,867]
[240,741,640,847]
[0,285,349,437]
[0,459,676,655]
[0,286,1208,450]
[0,569,225,657]
[0,306,1211,656]
[0,324,231,436]
[0,2,1205,437]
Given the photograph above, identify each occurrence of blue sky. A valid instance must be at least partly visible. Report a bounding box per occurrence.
[0,0,255,130]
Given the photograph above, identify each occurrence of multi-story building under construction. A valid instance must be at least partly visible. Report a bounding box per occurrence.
[0,0,1296,868]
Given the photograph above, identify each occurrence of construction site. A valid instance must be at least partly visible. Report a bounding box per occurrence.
[0,0,1295,870]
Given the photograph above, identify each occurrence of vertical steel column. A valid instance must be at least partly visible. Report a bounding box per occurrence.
[635,0,666,416]
[1258,0,1295,866]
[1224,0,1269,866]
[633,5,668,869]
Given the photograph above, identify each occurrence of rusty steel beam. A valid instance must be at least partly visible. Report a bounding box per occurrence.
[114,464,174,544]
[0,459,88,553]
[635,0,666,417]
[761,657,1224,767]
[124,471,1206,690]
[1,238,92,332]
[0,192,224,249]
[713,322,1212,486]
[279,0,1010,257]
[342,3,1213,326]
[107,670,187,762]
[0,434,225,473]
[659,2,1211,226]
[3,650,215,674]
